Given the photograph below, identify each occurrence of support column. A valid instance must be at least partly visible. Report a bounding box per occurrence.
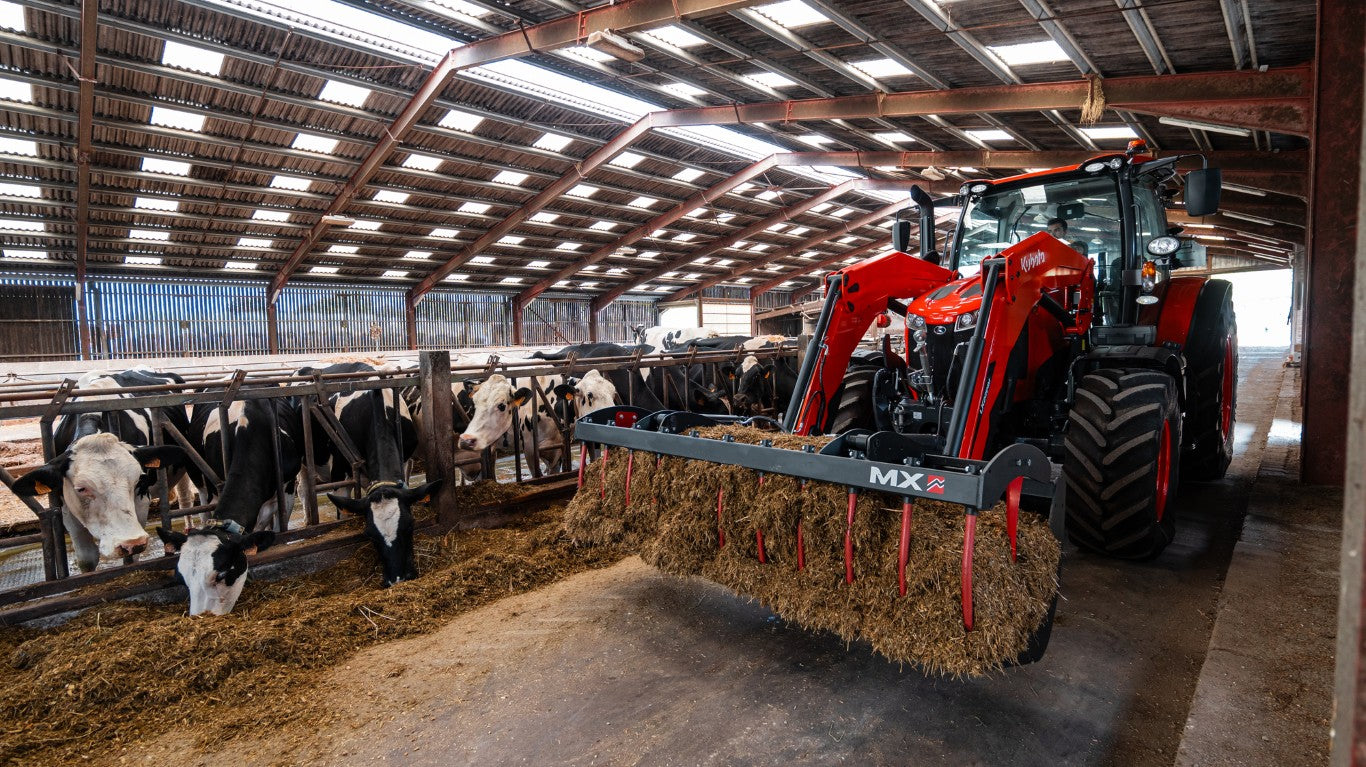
[511,297,524,346]
[73,0,97,361]
[419,350,460,529]
[696,295,705,328]
[1331,8,1366,757]
[1302,0,1364,485]
[266,298,279,354]
[405,294,419,351]
[588,307,600,344]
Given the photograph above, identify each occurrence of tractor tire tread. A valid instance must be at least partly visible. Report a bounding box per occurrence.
[1063,368,1181,560]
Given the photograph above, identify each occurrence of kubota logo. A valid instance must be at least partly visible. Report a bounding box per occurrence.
[1020,251,1046,271]
[869,466,925,491]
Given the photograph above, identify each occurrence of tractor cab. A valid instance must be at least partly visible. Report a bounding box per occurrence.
[941,142,1222,327]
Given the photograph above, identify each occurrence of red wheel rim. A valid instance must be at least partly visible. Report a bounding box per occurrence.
[1155,422,1171,521]
[1219,340,1234,437]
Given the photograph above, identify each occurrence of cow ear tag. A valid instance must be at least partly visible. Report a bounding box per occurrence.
[34,481,51,494]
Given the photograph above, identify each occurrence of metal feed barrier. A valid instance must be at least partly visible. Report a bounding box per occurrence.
[0,345,798,621]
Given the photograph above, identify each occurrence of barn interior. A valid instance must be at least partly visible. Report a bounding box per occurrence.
[0,0,1361,764]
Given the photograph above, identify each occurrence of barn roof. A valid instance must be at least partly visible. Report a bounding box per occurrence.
[0,0,1313,300]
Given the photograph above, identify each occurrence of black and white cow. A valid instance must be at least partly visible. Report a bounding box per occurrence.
[729,354,800,417]
[528,343,665,412]
[457,367,621,472]
[633,325,719,352]
[298,363,439,588]
[155,524,275,616]
[12,369,190,573]
[159,392,304,615]
[457,373,570,472]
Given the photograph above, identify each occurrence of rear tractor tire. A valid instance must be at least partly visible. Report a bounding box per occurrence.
[826,367,877,434]
[1181,280,1237,481]
[1063,368,1182,560]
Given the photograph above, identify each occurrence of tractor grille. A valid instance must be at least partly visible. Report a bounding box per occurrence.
[925,324,971,398]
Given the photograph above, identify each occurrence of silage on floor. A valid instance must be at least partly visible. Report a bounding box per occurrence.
[0,481,623,767]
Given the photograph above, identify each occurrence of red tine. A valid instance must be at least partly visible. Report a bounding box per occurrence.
[755,473,766,563]
[898,498,914,597]
[962,512,977,631]
[624,450,634,508]
[1006,476,1023,562]
[577,442,587,489]
[716,486,725,548]
[844,489,858,584]
[598,446,609,500]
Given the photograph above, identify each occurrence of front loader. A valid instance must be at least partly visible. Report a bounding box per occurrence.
[570,141,1236,671]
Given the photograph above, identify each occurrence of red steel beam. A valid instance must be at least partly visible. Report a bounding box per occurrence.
[517,149,1301,310]
[73,0,97,360]
[664,198,909,303]
[1168,211,1304,246]
[1222,172,1309,200]
[649,67,1311,137]
[514,155,787,309]
[268,0,767,301]
[411,115,655,300]
[596,179,912,309]
[270,47,462,303]
[1173,200,1306,228]
[1203,247,1290,265]
[749,238,891,297]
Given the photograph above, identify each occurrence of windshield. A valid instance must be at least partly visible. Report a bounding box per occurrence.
[954,174,1123,277]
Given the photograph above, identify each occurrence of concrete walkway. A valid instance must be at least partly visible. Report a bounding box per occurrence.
[1175,363,1337,766]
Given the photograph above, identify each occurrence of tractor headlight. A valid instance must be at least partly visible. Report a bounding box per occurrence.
[955,310,979,331]
[908,313,926,329]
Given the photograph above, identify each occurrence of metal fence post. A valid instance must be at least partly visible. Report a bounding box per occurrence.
[419,350,459,528]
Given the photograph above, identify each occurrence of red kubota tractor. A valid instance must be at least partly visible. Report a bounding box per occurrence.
[575,141,1236,645]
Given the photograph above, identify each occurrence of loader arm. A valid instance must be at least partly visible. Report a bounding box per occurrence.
[951,233,1094,459]
[789,251,955,436]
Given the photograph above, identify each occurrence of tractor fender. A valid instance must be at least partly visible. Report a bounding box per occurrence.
[1079,344,1187,406]
[1151,275,1210,350]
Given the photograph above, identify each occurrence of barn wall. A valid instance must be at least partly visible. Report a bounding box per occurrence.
[0,276,77,361]
[0,273,656,360]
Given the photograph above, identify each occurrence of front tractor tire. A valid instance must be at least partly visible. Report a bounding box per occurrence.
[1181,280,1237,481]
[1063,369,1182,560]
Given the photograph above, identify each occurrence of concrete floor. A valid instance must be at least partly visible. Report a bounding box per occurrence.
[144,346,1335,767]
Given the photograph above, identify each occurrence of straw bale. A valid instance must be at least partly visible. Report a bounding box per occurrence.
[564,426,1061,676]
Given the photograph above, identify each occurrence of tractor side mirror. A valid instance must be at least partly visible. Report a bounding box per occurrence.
[891,218,912,254]
[1185,168,1222,217]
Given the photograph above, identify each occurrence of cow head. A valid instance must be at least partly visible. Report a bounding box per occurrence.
[732,362,775,416]
[327,480,441,587]
[691,385,730,415]
[566,370,616,416]
[457,375,530,451]
[13,433,186,560]
[157,525,275,616]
